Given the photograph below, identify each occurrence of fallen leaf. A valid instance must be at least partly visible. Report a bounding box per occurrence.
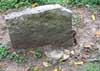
[32,3,38,8]
[95,31,100,36]
[64,49,70,54]
[62,54,70,60]
[91,14,96,21]
[53,68,59,71]
[34,66,39,71]
[69,60,74,64]
[84,44,91,48]
[0,63,5,67]
[83,42,94,48]
[29,51,34,54]
[74,61,84,65]
[43,62,51,67]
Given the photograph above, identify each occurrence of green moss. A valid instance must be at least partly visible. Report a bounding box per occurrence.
[82,62,100,71]
[0,44,8,60]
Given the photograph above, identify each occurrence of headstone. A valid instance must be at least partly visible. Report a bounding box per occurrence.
[4,4,75,48]
[0,15,11,47]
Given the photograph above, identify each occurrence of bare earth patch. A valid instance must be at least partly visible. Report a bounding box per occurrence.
[0,7,100,71]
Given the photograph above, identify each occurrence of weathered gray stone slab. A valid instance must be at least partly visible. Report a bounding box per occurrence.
[4,4,74,48]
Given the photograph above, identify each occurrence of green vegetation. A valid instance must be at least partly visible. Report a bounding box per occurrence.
[0,0,100,12]
[67,0,100,6]
[29,66,40,71]
[72,13,81,26]
[82,62,100,71]
[36,0,100,6]
[97,49,100,62]
[0,68,4,71]
[0,0,34,12]
[0,44,8,60]
[35,0,67,5]
[34,48,43,59]
[0,43,26,63]
[9,51,26,63]
[0,43,44,63]
[29,65,49,71]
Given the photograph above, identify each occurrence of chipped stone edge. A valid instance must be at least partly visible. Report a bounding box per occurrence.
[4,4,72,20]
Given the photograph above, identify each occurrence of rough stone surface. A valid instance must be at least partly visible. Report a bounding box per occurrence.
[45,50,63,60]
[45,50,64,64]
[0,15,11,47]
[5,4,74,48]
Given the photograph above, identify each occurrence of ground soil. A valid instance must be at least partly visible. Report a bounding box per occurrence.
[0,7,100,71]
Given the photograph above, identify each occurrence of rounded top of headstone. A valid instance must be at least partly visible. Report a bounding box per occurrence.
[4,4,72,20]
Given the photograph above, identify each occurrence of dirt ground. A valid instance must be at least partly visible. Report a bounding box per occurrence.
[0,7,100,71]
